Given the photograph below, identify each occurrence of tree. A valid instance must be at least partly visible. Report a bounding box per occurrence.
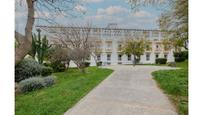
[158,0,188,49]
[128,0,188,50]
[128,0,166,10]
[39,23,92,73]
[122,38,147,65]
[47,45,70,72]
[171,38,184,53]
[161,38,172,51]
[15,0,81,65]
[90,40,102,66]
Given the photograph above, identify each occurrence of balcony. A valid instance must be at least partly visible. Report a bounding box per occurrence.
[105,48,112,52]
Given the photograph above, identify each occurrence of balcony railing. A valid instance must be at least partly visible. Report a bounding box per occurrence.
[105,48,112,52]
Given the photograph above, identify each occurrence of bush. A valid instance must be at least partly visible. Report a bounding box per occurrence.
[51,61,66,72]
[182,51,188,59]
[174,51,188,62]
[175,57,186,62]
[19,76,56,93]
[19,77,45,93]
[41,66,53,76]
[43,62,51,67]
[156,58,167,64]
[84,62,90,67]
[15,58,42,82]
[97,61,102,66]
[167,62,176,67]
[43,76,56,87]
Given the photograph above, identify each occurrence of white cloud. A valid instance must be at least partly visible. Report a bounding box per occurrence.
[34,11,50,18]
[75,5,87,14]
[97,6,128,15]
[130,11,152,17]
[83,0,103,3]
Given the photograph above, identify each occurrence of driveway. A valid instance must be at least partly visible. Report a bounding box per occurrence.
[64,65,178,115]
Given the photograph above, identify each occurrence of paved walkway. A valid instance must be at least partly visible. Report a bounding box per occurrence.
[64,65,178,115]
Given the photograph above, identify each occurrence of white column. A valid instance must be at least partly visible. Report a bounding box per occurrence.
[111,39,118,65]
[149,31,152,40]
[167,49,175,62]
[100,39,106,65]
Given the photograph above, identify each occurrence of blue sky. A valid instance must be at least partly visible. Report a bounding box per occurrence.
[15,0,166,34]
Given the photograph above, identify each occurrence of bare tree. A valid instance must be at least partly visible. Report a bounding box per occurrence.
[90,39,102,66]
[39,23,92,72]
[15,0,82,65]
[128,0,167,10]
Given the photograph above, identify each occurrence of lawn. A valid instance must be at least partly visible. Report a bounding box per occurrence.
[15,67,113,115]
[152,60,188,115]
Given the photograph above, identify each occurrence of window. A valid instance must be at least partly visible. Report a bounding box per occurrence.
[107,42,112,48]
[107,54,111,61]
[146,53,150,61]
[118,44,122,49]
[152,31,159,37]
[155,54,159,58]
[128,54,131,61]
[87,55,90,60]
[156,44,159,49]
[118,54,122,61]
[164,54,168,59]
[97,54,101,61]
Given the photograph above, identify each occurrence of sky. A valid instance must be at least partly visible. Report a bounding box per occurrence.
[15,0,167,34]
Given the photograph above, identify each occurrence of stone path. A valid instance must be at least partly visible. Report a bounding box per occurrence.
[64,65,178,115]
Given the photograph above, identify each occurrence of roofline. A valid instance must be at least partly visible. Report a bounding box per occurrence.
[36,25,167,32]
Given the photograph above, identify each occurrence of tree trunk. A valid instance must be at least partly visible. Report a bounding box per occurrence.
[133,55,136,66]
[15,0,35,65]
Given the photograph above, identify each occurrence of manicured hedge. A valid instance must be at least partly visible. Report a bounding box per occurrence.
[97,61,102,66]
[156,58,167,64]
[174,51,188,62]
[84,62,90,67]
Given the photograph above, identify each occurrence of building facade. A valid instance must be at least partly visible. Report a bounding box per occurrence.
[75,28,174,66]
[39,24,175,66]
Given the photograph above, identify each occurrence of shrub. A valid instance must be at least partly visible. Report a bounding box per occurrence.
[15,58,42,82]
[156,58,167,64]
[19,77,45,93]
[19,76,56,93]
[182,51,188,59]
[43,76,56,87]
[174,51,188,62]
[84,62,90,67]
[41,66,53,76]
[175,57,186,62]
[97,61,102,66]
[51,61,66,72]
[167,62,176,67]
[43,62,51,67]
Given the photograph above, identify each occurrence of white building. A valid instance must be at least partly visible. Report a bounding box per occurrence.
[39,24,175,66]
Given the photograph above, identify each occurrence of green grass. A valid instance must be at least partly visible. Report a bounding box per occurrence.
[15,67,113,115]
[152,60,188,115]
